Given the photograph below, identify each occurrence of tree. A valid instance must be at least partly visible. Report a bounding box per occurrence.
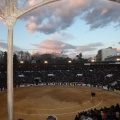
[18,51,24,60]
[13,53,18,64]
[3,51,7,64]
[0,51,4,63]
[39,53,55,63]
[76,53,82,60]
[76,53,88,63]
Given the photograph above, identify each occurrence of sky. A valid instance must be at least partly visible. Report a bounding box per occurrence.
[0,0,120,59]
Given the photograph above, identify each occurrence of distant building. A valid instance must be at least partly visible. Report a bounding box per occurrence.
[105,55,120,62]
[96,47,117,62]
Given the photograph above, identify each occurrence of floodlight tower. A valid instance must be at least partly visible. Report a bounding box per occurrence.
[0,0,60,120]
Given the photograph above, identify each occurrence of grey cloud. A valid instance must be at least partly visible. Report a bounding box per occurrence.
[77,47,96,52]
[36,22,58,34]
[45,32,75,42]
[87,42,104,47]
[0,39,5,42]
[82,0,120,30]
[0,42,8,49]
[20,0,90,34]
[0,42,22,51]
[68,42,104,58]
[76,42,104,52]
[20,0,120,34]
[14,46,22,51]
[58,31,75,40]
[1,0,120,34]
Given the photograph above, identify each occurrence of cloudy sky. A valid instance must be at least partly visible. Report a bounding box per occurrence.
[0,0,120,58]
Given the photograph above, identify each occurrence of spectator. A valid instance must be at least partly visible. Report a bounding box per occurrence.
[74,115,79,120]
[47,115,58,120]
[115,111,120,120]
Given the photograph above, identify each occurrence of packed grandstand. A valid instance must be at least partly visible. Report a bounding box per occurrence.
[0,62,120,90]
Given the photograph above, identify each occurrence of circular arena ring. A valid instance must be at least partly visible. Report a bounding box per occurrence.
[0,85,120,120]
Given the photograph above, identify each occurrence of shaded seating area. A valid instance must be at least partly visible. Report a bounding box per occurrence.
[75,103,120,120]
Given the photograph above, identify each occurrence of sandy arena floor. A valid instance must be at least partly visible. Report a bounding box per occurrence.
[0,86,120,120]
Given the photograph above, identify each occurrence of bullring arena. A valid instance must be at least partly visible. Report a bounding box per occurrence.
[0,85,120,120]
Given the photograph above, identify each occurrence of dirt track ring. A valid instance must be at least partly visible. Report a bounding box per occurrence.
[14,86,102,115]
[0,86,120,120]
[14,97,103,116]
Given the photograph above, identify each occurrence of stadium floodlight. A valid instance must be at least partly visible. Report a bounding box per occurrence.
[109,0,120,3]
[0,0,60,120]
[68,60,72,63]
[116,58,120,61]
[44,60,48,64]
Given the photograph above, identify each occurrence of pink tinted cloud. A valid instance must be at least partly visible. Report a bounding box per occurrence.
[31,38,103,58]
[28,0,36,6]
[32,49,61,55]
[32,39,76,50]
[101,8,108,15]
[0,17,3,21]
[26,22,37,34]
[27,0,43,6]
[117,48,120,53]
[25,16,38,33]
[31,38,76,56]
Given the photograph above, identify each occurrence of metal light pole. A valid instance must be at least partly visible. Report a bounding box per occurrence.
[0,0,60,120]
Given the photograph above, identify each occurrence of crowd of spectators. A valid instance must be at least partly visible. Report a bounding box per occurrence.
[75,103,120,120]
[0,64,120,91]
